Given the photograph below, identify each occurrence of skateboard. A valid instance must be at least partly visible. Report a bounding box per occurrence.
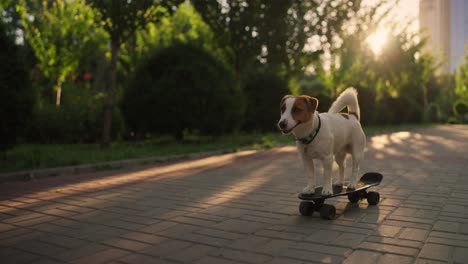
[297,172,383,220]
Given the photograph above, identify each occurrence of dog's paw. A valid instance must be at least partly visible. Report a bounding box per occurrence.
[301,184,316,194]
[333,182,343,188]
[321,186,333,196]
[347,182,357,190]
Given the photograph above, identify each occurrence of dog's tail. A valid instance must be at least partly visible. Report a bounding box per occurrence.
[328,87,360,121]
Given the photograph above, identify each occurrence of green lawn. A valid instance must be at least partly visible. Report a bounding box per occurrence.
[0,123,434,173]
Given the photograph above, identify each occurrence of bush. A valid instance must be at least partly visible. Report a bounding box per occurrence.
[242,71,290,131]
[297,77,333,113]
[25,84,124,143]
[122,43,244,140]
[0,23,35,151]
[452,99,468,123]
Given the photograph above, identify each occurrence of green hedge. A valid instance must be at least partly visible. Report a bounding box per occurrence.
[242,71,290,131]
[122,43,244,140]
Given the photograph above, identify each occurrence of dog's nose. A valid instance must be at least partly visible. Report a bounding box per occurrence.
[278,120,287,130]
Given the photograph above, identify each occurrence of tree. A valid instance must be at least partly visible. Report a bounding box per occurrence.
[87,0,183,146]
[121,1,224,77]
[0,22,34,151]
[17,0,106,106]
[191,0,362,79]
[456,47,468,101]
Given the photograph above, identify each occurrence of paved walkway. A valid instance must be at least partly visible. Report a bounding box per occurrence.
[1,125,467,264]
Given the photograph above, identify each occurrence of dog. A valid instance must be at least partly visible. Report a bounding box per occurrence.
[278,87,366,195]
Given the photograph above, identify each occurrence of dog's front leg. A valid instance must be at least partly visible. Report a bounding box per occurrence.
[301,155,316,194]
[321,155,334,195]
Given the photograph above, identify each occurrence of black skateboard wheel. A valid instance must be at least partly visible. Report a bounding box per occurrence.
[299,201,314,216]
[347,192,359,203]
[320,204,336,220]
[367,191,380,205]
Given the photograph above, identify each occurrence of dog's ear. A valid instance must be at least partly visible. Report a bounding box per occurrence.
[306,96,319,112]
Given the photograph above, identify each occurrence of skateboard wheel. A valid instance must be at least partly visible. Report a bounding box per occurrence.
[299,201,314,216]
[367,191,380,205]
[320,204,336,220]
[347,192,359,203]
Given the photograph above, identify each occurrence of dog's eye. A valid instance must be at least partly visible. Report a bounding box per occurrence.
[281,105,286,113]
[293,107,302,113]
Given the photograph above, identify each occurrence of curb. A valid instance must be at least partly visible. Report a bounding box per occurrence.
[0,148,240,183]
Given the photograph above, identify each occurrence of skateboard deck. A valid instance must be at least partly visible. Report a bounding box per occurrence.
[298,172,383,201]
[297,172,383,219]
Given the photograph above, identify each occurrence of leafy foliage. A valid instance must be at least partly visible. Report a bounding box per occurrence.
[0,22,35,151]
[17,0,107,106]
[121,43,244,140]
[88,0,183,145]
[242,70,290,131]
[122,2,225,77]
[191,0,363,77]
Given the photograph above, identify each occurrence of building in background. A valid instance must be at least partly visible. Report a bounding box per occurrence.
[419,0,468,73]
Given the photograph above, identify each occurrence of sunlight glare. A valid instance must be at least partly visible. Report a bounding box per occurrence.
[366,29,388,55]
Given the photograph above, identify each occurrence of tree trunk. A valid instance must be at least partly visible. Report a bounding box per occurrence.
[55,80,62,107]
[101,40,119,147]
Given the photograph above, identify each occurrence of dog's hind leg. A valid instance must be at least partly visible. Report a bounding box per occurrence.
[334,151,346,187]
[349,150,363,190]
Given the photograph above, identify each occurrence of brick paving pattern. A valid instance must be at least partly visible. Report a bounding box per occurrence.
[0,125,467,263]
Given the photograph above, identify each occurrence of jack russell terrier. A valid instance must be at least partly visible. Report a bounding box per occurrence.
[278,88,366,195]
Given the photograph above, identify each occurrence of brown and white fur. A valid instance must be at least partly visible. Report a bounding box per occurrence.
[278,88,366,195]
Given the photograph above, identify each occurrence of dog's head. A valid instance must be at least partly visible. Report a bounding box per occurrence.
[278,95,318,134]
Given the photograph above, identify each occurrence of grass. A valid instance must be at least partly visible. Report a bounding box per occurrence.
[0,123,435,173]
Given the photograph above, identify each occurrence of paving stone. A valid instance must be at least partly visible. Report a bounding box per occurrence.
[101,238,151,251]
[166,244,217,263]
[305,230,341,243]
[366,236,422,248]
[418,243,452,261]
[195,256,244,264]
[378,254,413,264]
[72,248,130,264]
[415,259,447,264]
[255,229,306,241]
[343,250,381,264]
[118,232,165,244]
[331,233,366,247]
[55,243,110,262]
[382,220,432,230]
[179,233,232,247]
[195,228,246,240]
[28,258,64,264]
[210,248,272,264]
[213,219,265,234]
[357,241,420,256]
[119,253,174,264]
[426,236,468,247]
[398,228,429,241]
[293,242,351,256]
[138,239,192,257]
[280,248,343,263]
[3,249,40,264]
[253,239,297,255]
[453,247,468,264]
[374,225,402,237]
[433,220,460,233]
[227,235,271,250]
[13,240,68,256]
